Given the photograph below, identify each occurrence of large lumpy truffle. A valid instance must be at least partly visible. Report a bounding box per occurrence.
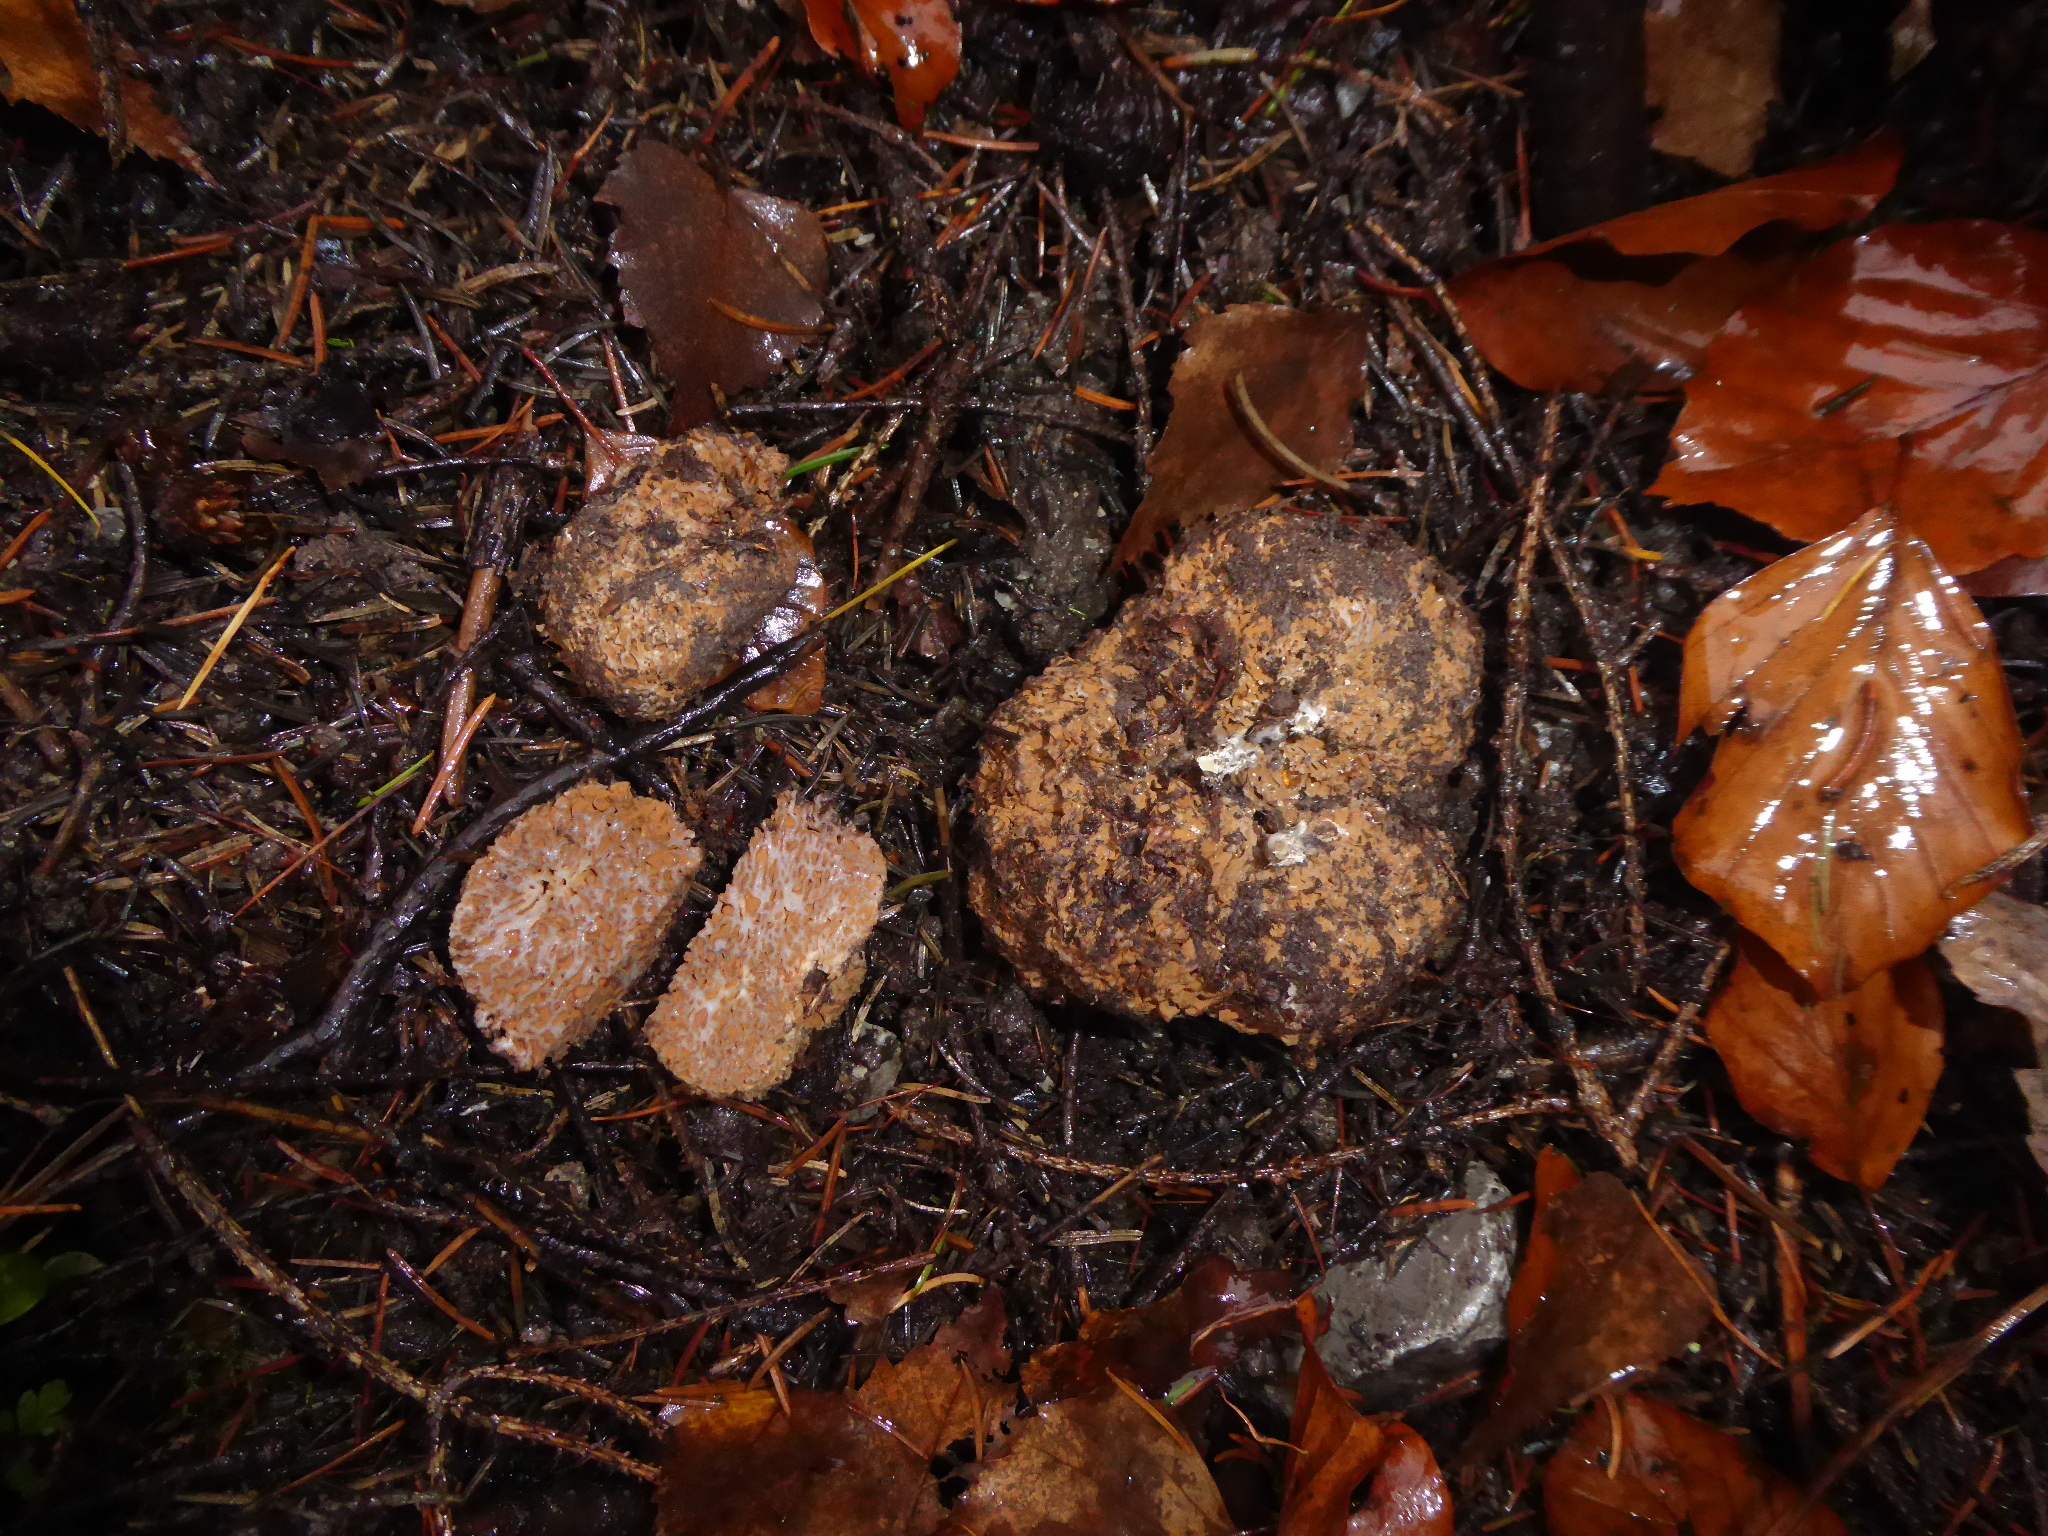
[968,514,1482,1044]
[541,428,804,719]
[647,793,887,1098]
[449,782,702,1070]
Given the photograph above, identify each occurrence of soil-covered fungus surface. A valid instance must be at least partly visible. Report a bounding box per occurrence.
[3,3,2048,1534]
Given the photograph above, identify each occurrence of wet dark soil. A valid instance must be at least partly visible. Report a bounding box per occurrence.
[2,1,2046,1533]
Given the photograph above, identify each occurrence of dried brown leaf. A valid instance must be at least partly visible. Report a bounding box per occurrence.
[1462,1175,1711,1466]
[1113,306,1371,570]
[942,1386,1233,1536]
[854,1293,1010,1458]
[657,1388,941,1536]
[1705,937,1943,1190]
[1675,510,2031,998]
[600,143,828,432]
[0,0,209,179]
[1941,891,2048,1179]
[1545,1394,1847,1536]
[1645,0,1782,178]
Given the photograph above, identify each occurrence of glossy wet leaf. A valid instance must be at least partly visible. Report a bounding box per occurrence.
[0,0,209,179]
[1020,1255,1294,1403]
[600,142,829,433]
[1545,1394,1847,1536]
[942,1385,1233,1536]
[854,1292,1010,1457]
[1674,510,2030,997]
[1448,137,1898,394]
[744,527,828,715]
[1504,1147,1582,1338]
[1462,1175,1711,1467]
[802,0,961,129]
[1645,0,1781,178]
[1654,222,2048,573]
[1279,1294,1455,1536]
[1114,306,1371,571]
[1707,937,1943,1190]
[657,1388,940,1536]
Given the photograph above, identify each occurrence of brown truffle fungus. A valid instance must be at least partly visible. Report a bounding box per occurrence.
[648,794,887,1098]
[449,782,702,1070]
[540,427,808,719]
[969,513,1483,1045]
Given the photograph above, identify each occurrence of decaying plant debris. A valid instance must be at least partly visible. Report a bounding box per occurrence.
[3,2,2047,1534]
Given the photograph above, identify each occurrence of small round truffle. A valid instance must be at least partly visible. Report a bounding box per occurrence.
[541,428,806,719]
[968,513,1483,1045]
[647,793,887,1099]
[449,781,702,1070]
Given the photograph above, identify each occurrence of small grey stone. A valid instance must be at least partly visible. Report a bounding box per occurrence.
[1313,1163,1515,1411]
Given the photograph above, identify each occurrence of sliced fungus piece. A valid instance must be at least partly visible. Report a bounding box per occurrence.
[448,782,702,1072]
[1673,509,2031,998]
[647,793,886,1098]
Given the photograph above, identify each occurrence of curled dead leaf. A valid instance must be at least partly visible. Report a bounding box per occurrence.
[1462,1174,1711,1467]
[1704,936,1943,1190]
[1545,1393,1847,1536]
[1941,891,2048,1179]
[1113,306,1371,571]
[657,1388,941,1535]
[600,143,829,433]
[941,1385,1233,1536]
[1674,509,2030,998]
[1448,136,1898,394]
[802,0,961,130]
[0,0,210,179]
[1654,222,2048,573]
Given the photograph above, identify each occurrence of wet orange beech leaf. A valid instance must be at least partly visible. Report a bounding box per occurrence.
[1448,137,1898,394]
[0,0,209,179]
[1462,1175,1710,1467]
[1280,1296,1453,1536]
[941,1385,1234,1536]
[1674,510,2029,998]
[1654,222,2048,573]
[1706,938,1943,1189]
[1021,1255,1293,1403]
[657,1388,940,1535]
[600,143,829,433]
[854,1292,1011,1456]
[802,0,961,129]
[1114,306,1371,570]
[1504,1147,1583,1337]
[1545,1394,1848,1536]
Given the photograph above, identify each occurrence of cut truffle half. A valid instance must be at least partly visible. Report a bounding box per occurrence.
[647,793,887,1098]
[449,781,702,1071]
[540,427,812,720]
